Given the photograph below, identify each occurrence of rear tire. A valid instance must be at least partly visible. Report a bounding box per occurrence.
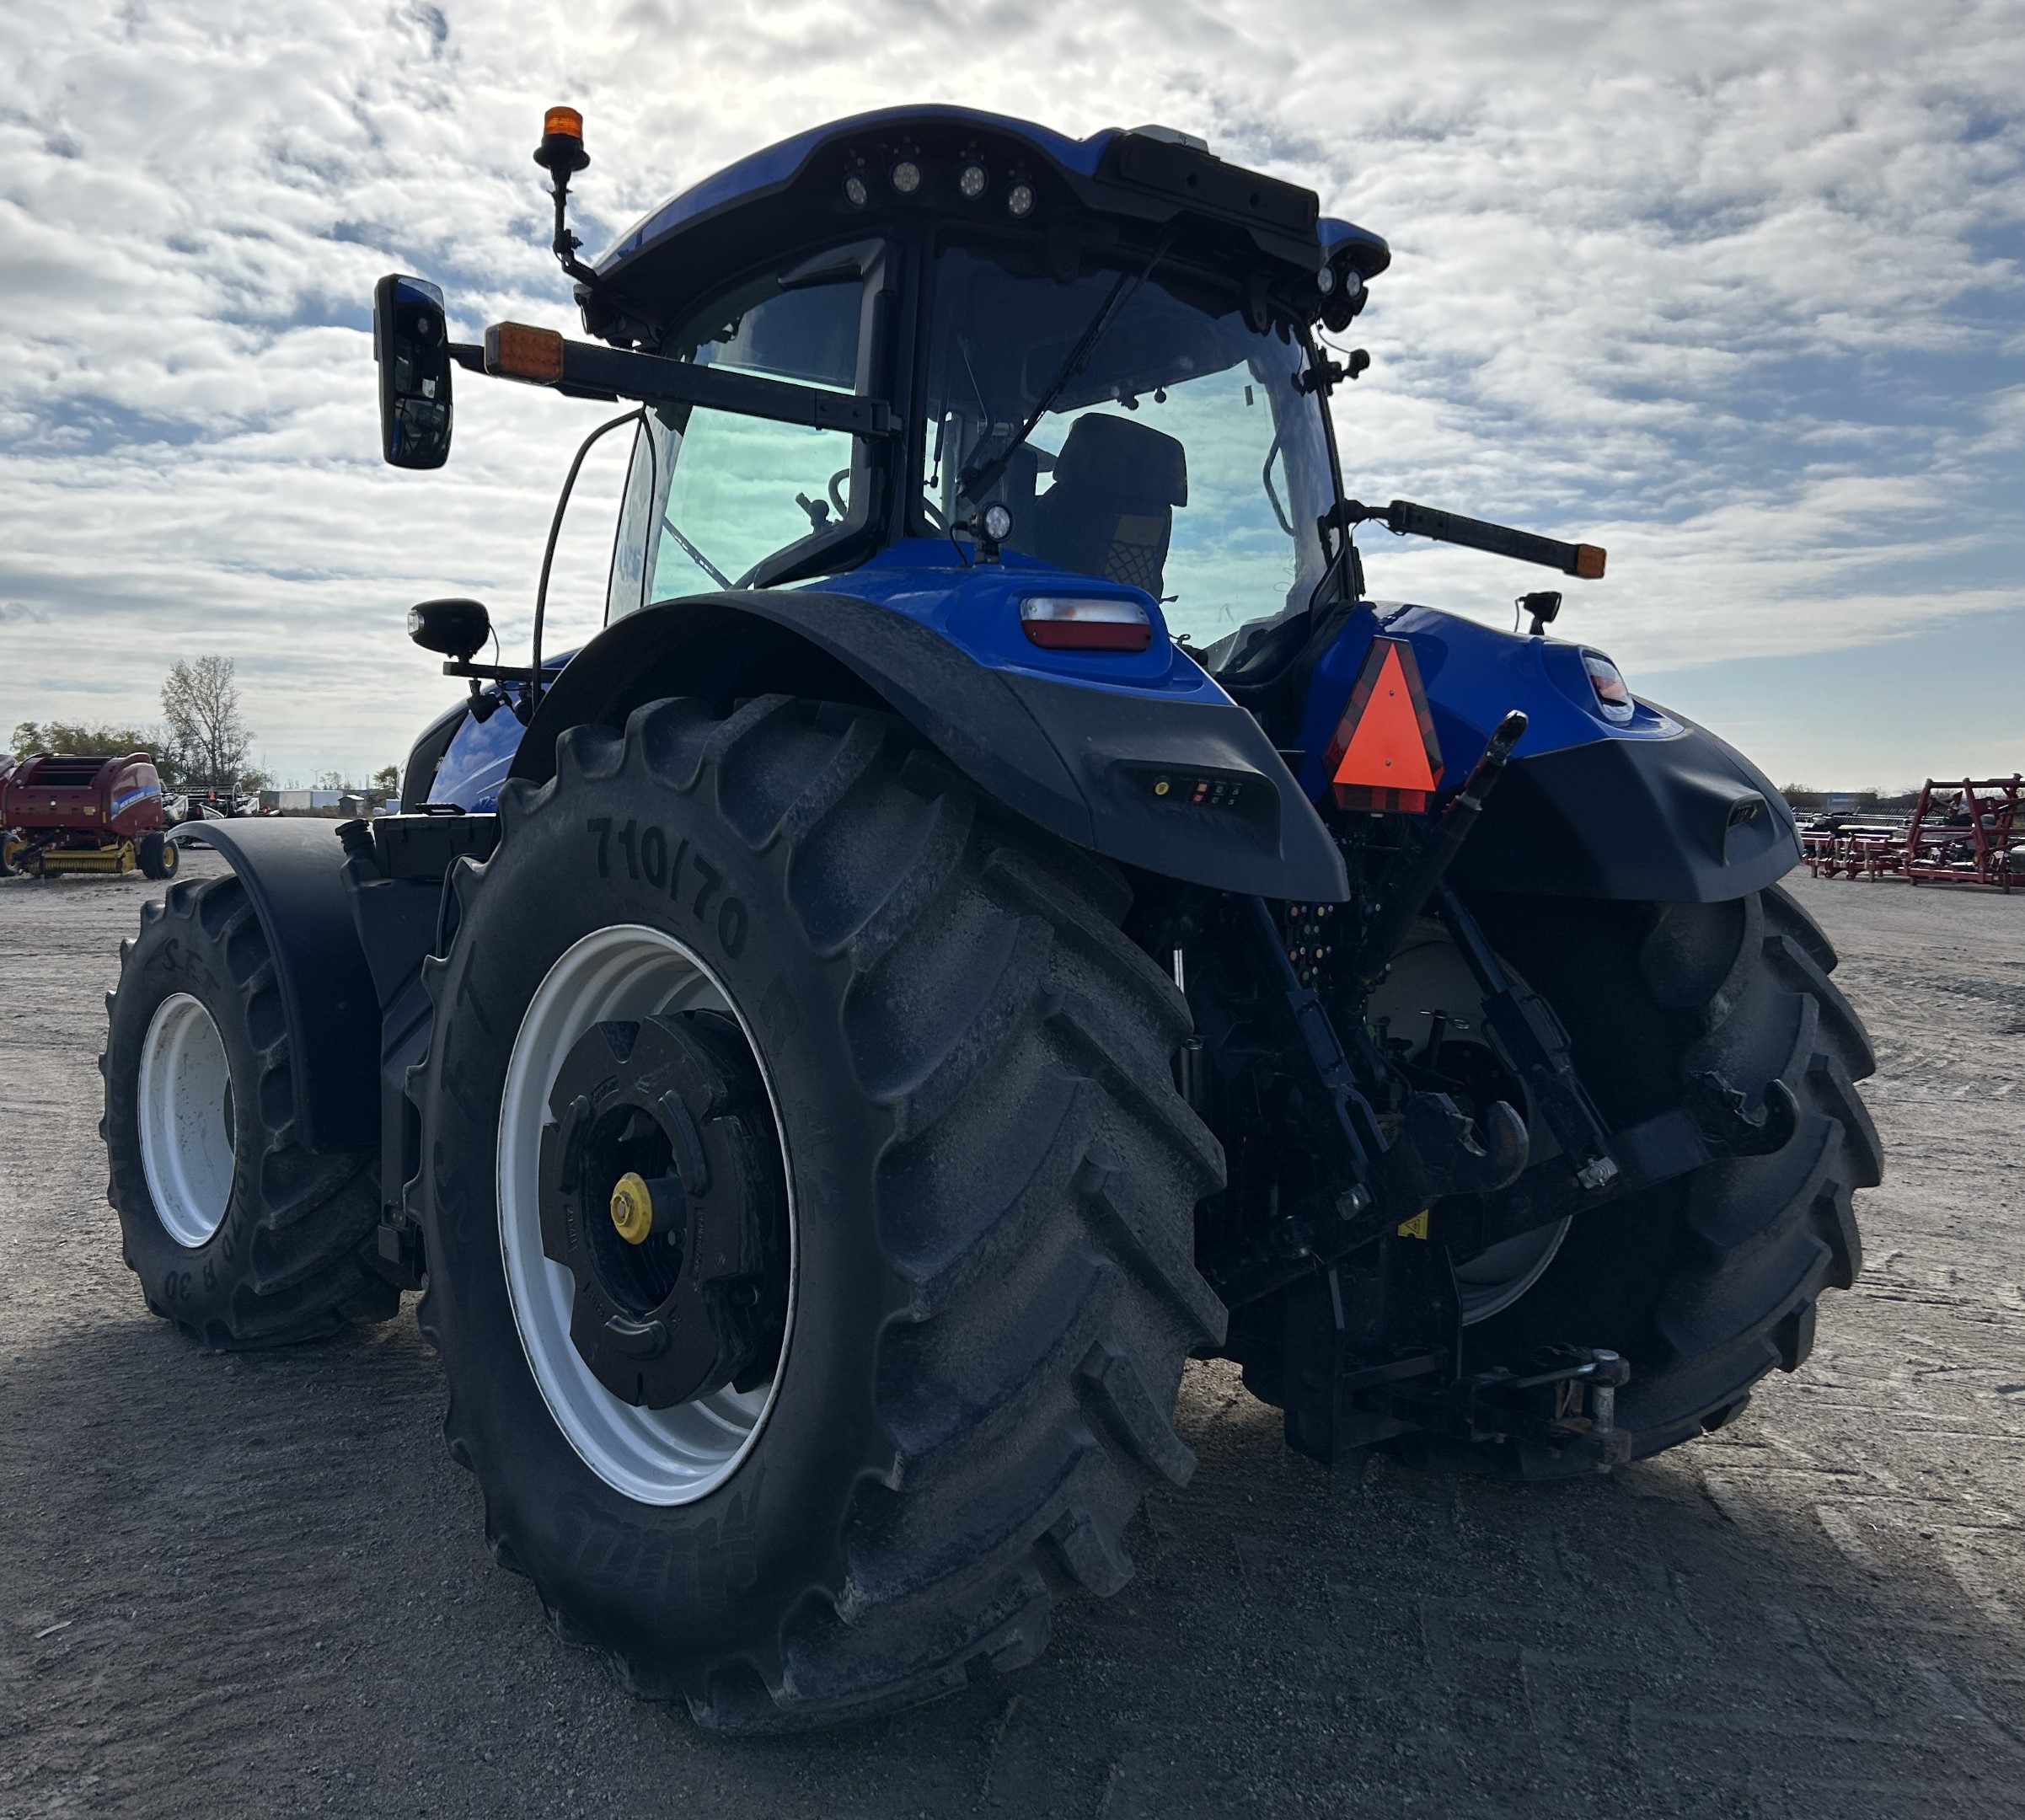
[102,873,398,1346]
[1399,882,1879,1475]
[415,695,1224,1730]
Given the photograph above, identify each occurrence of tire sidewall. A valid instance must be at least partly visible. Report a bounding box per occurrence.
[420,747,907,1684]
[105,897,265,1332]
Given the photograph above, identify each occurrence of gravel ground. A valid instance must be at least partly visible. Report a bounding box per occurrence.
[3,855,2021,1818]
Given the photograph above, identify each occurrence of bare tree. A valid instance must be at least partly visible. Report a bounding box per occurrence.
[161,657,254,790]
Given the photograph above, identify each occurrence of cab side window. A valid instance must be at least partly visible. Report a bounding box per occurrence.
[608,263,872,618]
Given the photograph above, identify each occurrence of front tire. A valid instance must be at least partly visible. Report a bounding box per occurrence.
[102,874,397,1345]
[415,695,1224,1730]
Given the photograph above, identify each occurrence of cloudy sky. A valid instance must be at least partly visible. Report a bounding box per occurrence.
[3,0,2020,790]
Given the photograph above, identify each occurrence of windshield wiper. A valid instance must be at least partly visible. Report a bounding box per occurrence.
[661,511,733,590]
[954,229,1176,515]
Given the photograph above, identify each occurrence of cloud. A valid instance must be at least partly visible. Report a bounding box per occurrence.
[0,0,2021,781]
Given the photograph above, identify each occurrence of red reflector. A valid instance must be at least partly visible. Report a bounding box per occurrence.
[1020,595,1152,652]
[1326,636,1444,814]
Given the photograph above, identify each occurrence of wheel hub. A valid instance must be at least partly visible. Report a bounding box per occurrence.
[608,1170,663,1245]
[137,991,237,1249]
[538,1011,786,1410]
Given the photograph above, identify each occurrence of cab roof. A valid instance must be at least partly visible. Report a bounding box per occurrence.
[585,106,1388,345]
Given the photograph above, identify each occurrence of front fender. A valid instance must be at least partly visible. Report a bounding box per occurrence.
[513,590,1350,901]
[181,819,381,1153]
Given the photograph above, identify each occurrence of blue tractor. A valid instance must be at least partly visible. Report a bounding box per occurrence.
[99,106,1880,1729]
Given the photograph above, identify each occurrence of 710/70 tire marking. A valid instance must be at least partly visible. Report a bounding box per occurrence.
[586,816,747,958]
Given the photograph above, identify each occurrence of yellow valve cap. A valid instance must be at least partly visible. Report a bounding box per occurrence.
[484,322,565,384]
[609,1171,656,1245]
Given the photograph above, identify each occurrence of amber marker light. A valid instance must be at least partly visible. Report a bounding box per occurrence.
[1574,544,1607,580]
[544,105,583,140]
[484,322,565,384]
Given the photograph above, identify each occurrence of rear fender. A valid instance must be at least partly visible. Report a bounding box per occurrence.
[1294,604,1801,902]
[513,590,1350,901]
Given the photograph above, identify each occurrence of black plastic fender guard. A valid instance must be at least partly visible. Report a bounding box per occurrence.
[512,592,1351,902]
[1449,713,1803,902]
[181,819,382,1153]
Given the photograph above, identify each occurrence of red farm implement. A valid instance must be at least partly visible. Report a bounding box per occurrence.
[1803,775,2021,891]
[1902,776,2022,890]
[0,752,178,880]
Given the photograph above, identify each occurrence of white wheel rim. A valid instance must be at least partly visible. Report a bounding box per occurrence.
[137,993,237,1248]
[496,924,796,1506]
[1365,929,1569,1325]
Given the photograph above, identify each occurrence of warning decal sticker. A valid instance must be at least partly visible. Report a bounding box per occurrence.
[1324,635,1444,814]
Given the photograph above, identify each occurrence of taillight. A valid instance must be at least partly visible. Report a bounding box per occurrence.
[1019,595,1152,652]
[1582,650,1635,723]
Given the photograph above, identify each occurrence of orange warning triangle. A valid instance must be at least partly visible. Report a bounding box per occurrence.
[1333,642,1438,793]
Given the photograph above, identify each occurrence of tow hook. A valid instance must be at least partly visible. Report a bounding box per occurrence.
[1378,1344,1635,1470]
[1556,1346,1630,1445]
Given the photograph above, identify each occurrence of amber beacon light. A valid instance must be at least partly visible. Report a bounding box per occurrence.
[536,105,589,178]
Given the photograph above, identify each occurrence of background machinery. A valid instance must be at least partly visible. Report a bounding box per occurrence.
[2,751,176,879]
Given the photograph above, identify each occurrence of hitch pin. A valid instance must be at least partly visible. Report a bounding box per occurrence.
[1588,1349,1627,1437]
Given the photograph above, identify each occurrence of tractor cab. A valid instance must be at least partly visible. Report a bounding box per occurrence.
[583,110,1388,653]
[376,104,1612,763]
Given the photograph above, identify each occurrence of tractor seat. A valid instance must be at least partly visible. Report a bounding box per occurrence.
[1024,414,1188,596]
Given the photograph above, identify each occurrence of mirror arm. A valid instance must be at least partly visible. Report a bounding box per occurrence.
[482,328,899,441]
[448,342,486,373]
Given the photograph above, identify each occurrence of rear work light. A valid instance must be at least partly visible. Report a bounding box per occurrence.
[1582,650,1635,723]
[1019,595,1152,652]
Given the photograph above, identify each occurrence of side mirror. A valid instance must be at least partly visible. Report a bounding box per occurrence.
[374,274,453,469]
[408,597,491,661]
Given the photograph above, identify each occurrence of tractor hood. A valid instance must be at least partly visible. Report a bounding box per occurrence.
[583,105,1389,345]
